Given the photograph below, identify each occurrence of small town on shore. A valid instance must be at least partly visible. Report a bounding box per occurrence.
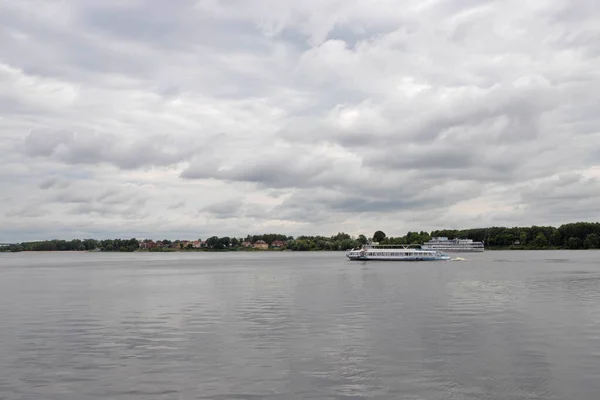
[139,237,287,251]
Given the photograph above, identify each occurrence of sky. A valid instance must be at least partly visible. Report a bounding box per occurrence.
[1,0,600,242]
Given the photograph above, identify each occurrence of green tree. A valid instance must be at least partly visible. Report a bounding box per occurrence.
[567,237,582,249]
[583,233,600,249]
[339,238,356,250]
[532,233,548,249]
[219,237,231,248]
[519,232,527,245]
[357,234,368,245]
[333,232,351,241]
[550,230,562,247]
[373,230,386,242]
[206,236,219,248]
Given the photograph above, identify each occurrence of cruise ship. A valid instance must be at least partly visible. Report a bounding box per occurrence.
[421,237,484,252]
[346,243,451,261]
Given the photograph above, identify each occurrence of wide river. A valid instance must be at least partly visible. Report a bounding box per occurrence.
[1,250,599,399]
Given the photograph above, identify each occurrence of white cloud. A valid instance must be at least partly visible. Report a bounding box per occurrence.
[1,0,600,241]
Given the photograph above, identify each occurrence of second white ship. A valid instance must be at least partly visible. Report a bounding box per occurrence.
[421,237,484,252]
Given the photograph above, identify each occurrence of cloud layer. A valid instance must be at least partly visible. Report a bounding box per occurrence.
[1,0,600,241]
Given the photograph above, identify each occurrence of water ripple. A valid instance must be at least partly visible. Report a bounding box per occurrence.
[1,251,600,399]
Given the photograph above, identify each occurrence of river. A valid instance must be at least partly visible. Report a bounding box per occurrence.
[1,250,599,399]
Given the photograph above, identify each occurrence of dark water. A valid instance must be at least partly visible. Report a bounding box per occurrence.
[1,251,600,399]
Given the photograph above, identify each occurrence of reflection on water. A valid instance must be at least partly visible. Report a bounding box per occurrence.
[1,251,600,399]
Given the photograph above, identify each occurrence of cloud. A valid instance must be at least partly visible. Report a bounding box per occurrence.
[23,129,199,169]
[167,201,186,210]
[201,198,244,219]
[38,177,71,190]
[1,0,600,241]
[6,205,51,219]
[181,141,335,188]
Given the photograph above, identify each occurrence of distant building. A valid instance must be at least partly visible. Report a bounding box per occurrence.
[192,240,202,248]
[271,240,287,248]
[139,240,157,249]
[241,241,252,247]
[253,240,268,250]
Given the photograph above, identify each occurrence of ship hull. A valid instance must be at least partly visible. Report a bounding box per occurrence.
[346,251,451,261]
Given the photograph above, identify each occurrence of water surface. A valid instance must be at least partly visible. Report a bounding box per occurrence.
[1,250,599,399]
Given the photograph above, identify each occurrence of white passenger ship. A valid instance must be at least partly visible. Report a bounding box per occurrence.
[346,243,451,261]
[421,237,484,252]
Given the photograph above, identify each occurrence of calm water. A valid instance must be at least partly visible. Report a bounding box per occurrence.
[1,251,600,399]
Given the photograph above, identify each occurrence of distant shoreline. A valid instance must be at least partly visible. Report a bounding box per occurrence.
[3,248,598,254]
[2,222,600,252]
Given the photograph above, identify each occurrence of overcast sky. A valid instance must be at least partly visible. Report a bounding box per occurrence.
[1,0,600,241]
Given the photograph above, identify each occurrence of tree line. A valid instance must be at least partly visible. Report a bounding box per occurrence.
[2,222,600,252]
[0,238,140,253]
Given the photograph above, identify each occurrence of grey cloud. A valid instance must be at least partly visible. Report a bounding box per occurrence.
[474,173,600,228]
[38,178,56,190]
[367,146,476,171]
[96,188,121,203]
[6,206,50,218]
[23,129,200,169]
[38,177,71,190]
[167,201,186,210]
[520,173,600,204]
[24,130,73,157]
[50,191,96,205]
[281,76,558,149]
[362,137,556,183]
[1,1,284,105]
[80,1,266,52]
[271,178,484,223]
[68,203,148,220]
[96,188,146,206]
[182,149,331,189]
[550,0,600,24]
[41,181,150,222]
[201,198,244,219]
